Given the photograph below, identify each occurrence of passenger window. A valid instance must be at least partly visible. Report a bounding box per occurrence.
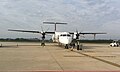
[67,34,71,37]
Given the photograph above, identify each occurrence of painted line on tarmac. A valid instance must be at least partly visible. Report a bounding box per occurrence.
[46,47,64,71]
[64,55,115,58]
[73,50,120,68]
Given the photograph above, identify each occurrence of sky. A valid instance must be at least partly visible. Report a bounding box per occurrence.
[0,0,120,40]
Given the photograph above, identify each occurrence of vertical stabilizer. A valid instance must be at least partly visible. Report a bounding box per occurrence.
[43,22,67,31]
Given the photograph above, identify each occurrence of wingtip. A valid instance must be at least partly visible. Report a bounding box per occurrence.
[8,29,11,31]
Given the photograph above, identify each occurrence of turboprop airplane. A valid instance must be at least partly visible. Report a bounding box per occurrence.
[8,22,106,50]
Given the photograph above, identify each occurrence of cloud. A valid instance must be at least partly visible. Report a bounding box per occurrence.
[0,0,120,39]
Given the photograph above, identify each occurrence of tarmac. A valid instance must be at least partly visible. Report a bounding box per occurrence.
[0,42,120,72]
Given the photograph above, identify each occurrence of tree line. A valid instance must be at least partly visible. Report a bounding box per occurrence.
[0,38,116,43]
[0,38,52,42]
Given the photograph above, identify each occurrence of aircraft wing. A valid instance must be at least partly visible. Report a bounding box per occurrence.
[45,32,55,34]
[69,32,106,39]
[79,32,107,35]
[69,32,106,35]
[8,29,55,34]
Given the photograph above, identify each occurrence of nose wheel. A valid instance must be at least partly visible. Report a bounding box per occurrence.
[65,44,68,49]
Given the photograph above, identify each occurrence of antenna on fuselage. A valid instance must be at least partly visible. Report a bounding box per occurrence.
[43,22,67,31]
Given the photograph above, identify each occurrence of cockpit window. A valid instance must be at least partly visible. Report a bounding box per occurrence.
[63,34,66,36]
[60,35,62,36]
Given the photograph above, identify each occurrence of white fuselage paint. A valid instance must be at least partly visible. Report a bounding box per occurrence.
[52,32,72,45]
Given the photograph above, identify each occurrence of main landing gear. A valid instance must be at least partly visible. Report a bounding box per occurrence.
[76,40,83,50]
[41,42,45,46]
[41,33,45,46]
[71,39,83,50]
[64,41,83,51]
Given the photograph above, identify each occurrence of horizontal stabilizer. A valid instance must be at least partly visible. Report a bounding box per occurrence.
[43,22,67,24]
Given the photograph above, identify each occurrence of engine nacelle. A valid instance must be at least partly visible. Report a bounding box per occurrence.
[52,34,55,42]
[73,32,79,39]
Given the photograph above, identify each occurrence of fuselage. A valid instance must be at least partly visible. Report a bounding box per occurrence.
[52,32,72,45]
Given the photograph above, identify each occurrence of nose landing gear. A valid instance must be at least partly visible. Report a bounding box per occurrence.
[65,44,68,49]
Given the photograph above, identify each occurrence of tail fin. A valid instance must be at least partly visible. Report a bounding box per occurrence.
[43,22,67,31]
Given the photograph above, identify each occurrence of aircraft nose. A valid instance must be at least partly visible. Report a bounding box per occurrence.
[65,38,72,44]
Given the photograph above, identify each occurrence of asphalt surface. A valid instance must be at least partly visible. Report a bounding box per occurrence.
[0,42,120,72]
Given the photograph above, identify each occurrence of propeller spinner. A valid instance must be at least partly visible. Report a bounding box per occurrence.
[40,26,49,40]
[73,30,80,40]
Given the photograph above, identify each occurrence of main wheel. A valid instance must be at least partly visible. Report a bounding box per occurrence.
[41,43,45,46]
[80,44,83,50]
[77,45,79,50]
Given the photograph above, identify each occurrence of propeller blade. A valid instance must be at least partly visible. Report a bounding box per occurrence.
[46,27,50,32]
[41,26,44,32]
